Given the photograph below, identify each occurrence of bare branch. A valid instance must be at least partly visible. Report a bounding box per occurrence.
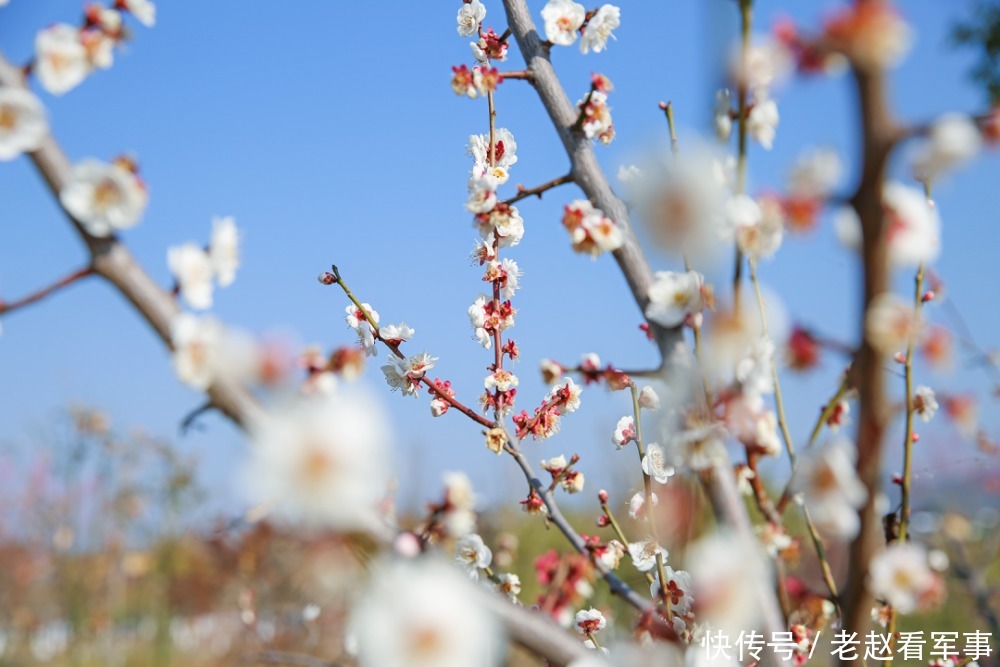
[0,266,94,316]
[842,58,898,641]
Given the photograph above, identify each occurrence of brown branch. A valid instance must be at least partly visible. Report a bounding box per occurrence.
[0,52,262,427]
[0,266,94,316]
[501,173,574,205]
[498,69,533,81]
[842,50,899,642]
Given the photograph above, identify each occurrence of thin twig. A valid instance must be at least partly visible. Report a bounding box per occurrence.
[501,173,574,205]
[0,266,94,316]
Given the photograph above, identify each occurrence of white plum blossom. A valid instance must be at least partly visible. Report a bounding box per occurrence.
[483,258,521,298]
[242,392,390,531]
[732,36,793,95]
[442,471,478,537]
[914,385,938,422]
[562,199,623,257]
[468,128,518,184]
[496,573,521,600]
[650,566,695,615]
[687,530,769,637]
[574,608,607,634]
[456,0,487,37]
[209,216,240,287]
[466,174,499,214]
[484,369,518,392]
[644,270,707,328]
[59,159,147,237]
[454,533,493,580]
[912,113,982,183]
[380,322,415,342]
[382,353,437,397]
[628,491,657,519]
[865,292,916,357]
[669,419,729,471]
[575,90,613,140]
[350,558,503,667]
[467,294,514,349]
[35,24,90,95]
[788,148,842,199]
[726,192,783,260]
[756,522,794,558]
[836,181,940,267]
[541,0,586,46]
[825,2,912,70]
[629,146,734,257]
[747,95,780,149]
[727,396,782,457]
[628,537,667,573]
[168,243,215,310]
[476,204,525,248]
[346,303,380,356]
[738,195,785,260]
[0,87,48,161]
[121,0,156,27]
[641,442,675,484]
[540,358,564,385]
[793,437,868,539]
[612,415,634,449]
[80,27,115,70]
[541,455,568,473]
[639,386,660,411]
[595,539,625,570]
[869,543,936,614]
[546,378,582,412]
[579,5,621,54]
[735,337,775,398]
[170,313,224,390]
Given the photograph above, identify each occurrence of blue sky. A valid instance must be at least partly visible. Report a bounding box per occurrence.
[1,1,998,520]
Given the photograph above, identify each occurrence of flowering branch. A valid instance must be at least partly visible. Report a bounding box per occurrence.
[324,266,494,429]
[502,3,786,658]
[500,0,683,364]
[897,260,926,545]
[0,266,94,316]
[629,384,671,611]
[502,430,655,614]
[0,52,261,427]
[732,0,753,314]
[500,173,574,205]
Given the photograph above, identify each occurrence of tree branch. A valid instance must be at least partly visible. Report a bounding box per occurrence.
[0,266,94,316]
[500,3,786,661]
[499,0,682,364]
[0,48,605,667]
[0,52,262,428]
[841,55,898,643]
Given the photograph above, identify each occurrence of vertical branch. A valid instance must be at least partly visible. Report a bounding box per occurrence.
[842,57,899,641]
[732,0,753,313]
